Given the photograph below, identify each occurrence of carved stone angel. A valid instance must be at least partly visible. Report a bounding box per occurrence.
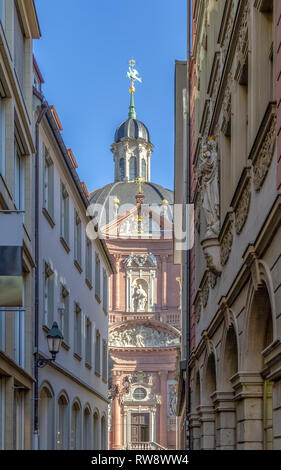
[198,138,220,238]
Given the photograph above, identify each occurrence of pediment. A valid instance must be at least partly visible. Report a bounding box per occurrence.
[109,321,180,349]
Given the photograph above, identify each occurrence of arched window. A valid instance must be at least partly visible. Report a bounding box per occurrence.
[129,156,137,180]
[119,158,125,181]
[40,385,54,449]
[71,401,81,450]
[101,415,106,450]
[142,159,146,179]
[83,407,91,449]
[93,411,99,449]
[57,394,69,449]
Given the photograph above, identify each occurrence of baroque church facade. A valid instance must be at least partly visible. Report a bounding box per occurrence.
[90,93,181,450]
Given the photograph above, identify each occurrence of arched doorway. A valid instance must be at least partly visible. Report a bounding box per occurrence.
[57,393,69,449]
[201,353,216,450]
[39,384,54,449]
[190,372,201,450]
[83,406,91,449]
[71,401,81,450]
[101,415,107,449]
[219,325,238,449]
[93,410,99,449]
[242,283,274,450]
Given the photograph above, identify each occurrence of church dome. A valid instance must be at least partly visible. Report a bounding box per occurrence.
[89,181,173,225]
[114,118,150,143]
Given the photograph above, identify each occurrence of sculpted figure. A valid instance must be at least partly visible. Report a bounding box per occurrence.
[198,138,220,238]
[132,284,147,312]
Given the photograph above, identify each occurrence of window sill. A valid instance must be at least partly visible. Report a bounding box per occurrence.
[85,278,93,290]
[74,352,82,361]
[42,324,50,333]
[95,371,101,378]
[60,236,70,253]
[95,294,101,304]
[61,341,70,351]
[42,207,55,228]
[85,362,92,370]
[74,259,83,274]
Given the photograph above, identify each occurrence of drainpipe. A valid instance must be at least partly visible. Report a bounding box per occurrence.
[185,0,191,450]
[33,102,48,450]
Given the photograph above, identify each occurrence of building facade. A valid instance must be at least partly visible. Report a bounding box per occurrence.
[90,90,181,450]
[32,73,115,450]
[180,0,281,450]
[0,0,40,450]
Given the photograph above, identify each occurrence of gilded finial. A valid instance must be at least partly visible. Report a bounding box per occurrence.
[132,176,145,194]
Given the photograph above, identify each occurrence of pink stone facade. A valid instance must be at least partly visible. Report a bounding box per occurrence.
[107,226,181,450]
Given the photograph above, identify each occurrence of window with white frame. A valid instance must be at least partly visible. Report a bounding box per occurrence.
[74,303,82,357]
[0,1,5,29]
[0,376,5,450]
[60,182,69,246]
[74,211,82,267]
[102,269,108,314]
[44,262,54,328]
[14,388,25,450]
[14,1,25,92]
[0,309,5,351]
[60,285,69,344]
[85,237,92,285]
[95,255,100,300]
[0,93,5,178]
[14,310,24,368]
[14,282,24,368]
[14,138,25,211]
[43,145,54,220]
[95,329,101,375]
[85,317,92,366]
[102,339,107,382]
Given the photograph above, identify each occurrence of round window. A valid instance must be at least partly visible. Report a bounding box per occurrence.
[133,387,147,400]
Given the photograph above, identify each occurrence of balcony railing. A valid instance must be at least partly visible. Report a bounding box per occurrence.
[109,311,181,328]
[124,441,167,450]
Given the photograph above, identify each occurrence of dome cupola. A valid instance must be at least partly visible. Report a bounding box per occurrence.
[111,60,153,182]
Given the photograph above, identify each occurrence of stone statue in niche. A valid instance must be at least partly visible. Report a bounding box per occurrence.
[168,384,178,417]
[198,137,220,238]
[132,284,147,312]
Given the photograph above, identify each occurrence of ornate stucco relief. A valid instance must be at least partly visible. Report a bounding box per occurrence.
[253,115,277,191]
[109,326,180,348]
[219,213,234,266]
[234,180,251,234]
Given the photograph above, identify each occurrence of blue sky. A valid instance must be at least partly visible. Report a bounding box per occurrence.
[34,0,187,192]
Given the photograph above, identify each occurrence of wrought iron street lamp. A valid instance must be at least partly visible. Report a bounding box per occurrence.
[37,321,63,368]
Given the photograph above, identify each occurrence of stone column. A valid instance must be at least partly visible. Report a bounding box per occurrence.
[212,391,236,450]
[5,376,14,450]
[188,413,201,450]
[113,256,121,311]
[151,408,156,443]
[273,379,281,449]
[113,377,122,449]
[159,371,168,448]
[198,405,216,450]
[231,373,264,450]
[161,256,168,310]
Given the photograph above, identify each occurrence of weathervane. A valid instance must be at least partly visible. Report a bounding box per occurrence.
[126,59,142,119]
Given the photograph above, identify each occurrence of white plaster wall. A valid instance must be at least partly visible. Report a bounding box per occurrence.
[37,122,109,403]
